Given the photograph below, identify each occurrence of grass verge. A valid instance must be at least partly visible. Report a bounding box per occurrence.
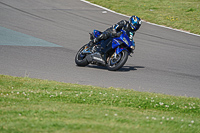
[86,0,200,35]
[0,75,200,132]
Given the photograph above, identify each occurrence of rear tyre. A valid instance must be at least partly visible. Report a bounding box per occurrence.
[107,50,128,71]
[75,44,89,66]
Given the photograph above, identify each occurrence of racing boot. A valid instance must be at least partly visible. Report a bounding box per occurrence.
[87,38,100,52]
[83,39,96,54]
[88,38,99,47]
[87,40,95,47]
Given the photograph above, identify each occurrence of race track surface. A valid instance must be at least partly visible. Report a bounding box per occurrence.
[0,0,200,97]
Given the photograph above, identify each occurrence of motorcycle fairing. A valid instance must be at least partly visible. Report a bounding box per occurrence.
[111,30,135,55]
[112,30,135,49]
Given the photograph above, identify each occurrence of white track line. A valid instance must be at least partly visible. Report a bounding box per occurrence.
[80,0,200,37]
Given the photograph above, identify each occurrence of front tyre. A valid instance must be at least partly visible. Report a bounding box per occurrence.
[75,44,89,66]
[107,50,128,71]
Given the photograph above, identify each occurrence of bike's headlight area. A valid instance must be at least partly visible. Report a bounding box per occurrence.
[130,45,135,50]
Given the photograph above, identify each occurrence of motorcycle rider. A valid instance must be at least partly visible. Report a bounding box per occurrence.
[88,15,142,49]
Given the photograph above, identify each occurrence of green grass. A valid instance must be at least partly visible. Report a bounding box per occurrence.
[86,0,200,35]
[0,75,200,132]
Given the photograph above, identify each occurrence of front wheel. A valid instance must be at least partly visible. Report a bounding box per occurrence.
[107,50,128,71]
[75,44,89,66]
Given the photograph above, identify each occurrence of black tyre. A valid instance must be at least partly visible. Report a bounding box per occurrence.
[107,50,128,71]
[75,44,89,66]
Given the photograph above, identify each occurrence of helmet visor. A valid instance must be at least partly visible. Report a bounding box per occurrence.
[130,17,138,30]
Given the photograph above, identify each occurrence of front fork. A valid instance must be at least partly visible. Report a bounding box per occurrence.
[111,48,117,59]
[112,46,132,58]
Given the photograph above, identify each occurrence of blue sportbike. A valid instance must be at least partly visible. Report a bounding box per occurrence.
[75,29,135,71]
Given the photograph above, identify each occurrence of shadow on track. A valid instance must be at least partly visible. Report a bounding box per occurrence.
[118,66,145,72]
[86,65,145,72]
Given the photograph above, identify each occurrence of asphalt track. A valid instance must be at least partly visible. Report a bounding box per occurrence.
[0,0,200,97]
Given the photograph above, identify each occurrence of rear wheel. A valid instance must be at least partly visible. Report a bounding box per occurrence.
[75,44,89,66]
[107,50,128,71]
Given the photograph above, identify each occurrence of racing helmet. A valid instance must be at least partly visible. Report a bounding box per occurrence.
[129,15,142,30]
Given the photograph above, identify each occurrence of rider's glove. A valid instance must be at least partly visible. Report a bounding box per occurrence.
[116,31,123,37]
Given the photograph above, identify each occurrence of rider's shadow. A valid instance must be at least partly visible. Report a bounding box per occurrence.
[118,66,145,72]
[87,65,145,72]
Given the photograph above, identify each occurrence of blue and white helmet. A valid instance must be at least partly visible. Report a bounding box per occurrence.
[129,15,142,30]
